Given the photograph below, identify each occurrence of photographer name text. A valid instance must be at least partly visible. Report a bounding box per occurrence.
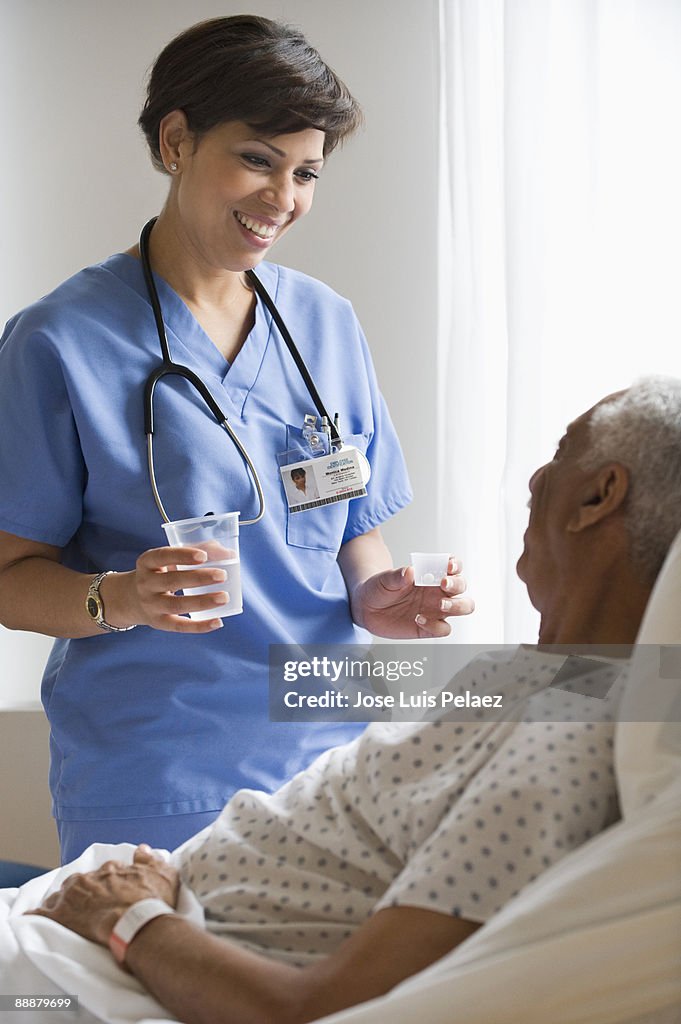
[282,690,504,710]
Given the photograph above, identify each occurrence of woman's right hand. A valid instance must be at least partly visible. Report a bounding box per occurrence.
[106,546,228,632]
[0,529,228,637]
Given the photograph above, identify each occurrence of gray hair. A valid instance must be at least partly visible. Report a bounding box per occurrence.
[581,376,681,580]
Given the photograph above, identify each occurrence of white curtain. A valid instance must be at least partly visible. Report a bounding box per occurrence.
[437,0,681,644]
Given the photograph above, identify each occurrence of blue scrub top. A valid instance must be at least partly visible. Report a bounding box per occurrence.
[0,255,412,823]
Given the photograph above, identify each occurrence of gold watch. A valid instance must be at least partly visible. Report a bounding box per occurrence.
[85,571,136,633]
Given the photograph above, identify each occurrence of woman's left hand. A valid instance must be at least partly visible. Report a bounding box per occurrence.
[351,558,474,638]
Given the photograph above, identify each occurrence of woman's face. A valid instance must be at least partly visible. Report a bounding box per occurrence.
[169,119,325,272]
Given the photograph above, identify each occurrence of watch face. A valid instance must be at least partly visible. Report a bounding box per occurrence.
[86,595,100,619]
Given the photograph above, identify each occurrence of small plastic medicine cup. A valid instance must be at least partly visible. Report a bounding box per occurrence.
[410,552,451,587]
[162,512,242,620]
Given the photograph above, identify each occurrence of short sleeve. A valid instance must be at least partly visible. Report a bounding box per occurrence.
[0,318,86,545]
[339,317,412,545]
[374,720,619,924]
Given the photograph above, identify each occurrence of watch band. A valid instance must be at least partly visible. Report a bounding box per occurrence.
[109,898,175,966]
[85,571,136,632]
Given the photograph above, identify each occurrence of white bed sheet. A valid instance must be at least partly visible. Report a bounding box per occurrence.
[0,843,201,1024]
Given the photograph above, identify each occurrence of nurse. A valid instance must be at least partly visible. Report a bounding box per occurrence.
[0,16,472,862]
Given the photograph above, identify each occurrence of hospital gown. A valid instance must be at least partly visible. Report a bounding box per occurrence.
[0,649,624,1022]
[179,648,623,964]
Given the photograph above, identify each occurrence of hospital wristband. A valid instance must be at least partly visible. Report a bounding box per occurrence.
[108,898,175,967]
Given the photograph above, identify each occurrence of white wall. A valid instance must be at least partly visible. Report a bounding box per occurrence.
[0,710,58,864]
[0,0,441,705]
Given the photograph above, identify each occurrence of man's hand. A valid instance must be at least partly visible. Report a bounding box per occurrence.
[26,845,179,946]
[351,559,475,638]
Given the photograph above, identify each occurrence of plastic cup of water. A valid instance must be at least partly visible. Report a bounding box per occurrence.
[410,552,450,587]
[162,512,242,620]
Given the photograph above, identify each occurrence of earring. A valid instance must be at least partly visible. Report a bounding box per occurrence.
[169,161,178,172]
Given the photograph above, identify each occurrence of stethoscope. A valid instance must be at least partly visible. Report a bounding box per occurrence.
[139,217,341,525]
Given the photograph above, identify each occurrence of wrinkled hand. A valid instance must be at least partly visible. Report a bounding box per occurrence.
[26,845,179,946]
[351,558,475,638]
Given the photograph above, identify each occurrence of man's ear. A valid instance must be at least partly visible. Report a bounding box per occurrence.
[567,463,630,532]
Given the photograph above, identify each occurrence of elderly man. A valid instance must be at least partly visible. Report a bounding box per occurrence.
[9,376,681,1024]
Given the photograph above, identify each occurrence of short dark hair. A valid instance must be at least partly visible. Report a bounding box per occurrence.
[580,376,681,581]
[139,15,363,172]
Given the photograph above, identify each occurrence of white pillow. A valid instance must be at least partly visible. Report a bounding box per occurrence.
[616,527,681,815]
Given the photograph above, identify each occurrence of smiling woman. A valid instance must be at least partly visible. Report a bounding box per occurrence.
[0,14,471,865]
[139,119,327,359]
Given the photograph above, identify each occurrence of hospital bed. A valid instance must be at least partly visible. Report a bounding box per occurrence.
[1,529,680,1024]
[319,531,681,1024]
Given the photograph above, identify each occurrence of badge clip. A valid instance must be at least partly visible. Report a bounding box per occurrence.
[301,414,327,456]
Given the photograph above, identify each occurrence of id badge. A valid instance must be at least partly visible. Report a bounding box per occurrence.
[278,439,371,513]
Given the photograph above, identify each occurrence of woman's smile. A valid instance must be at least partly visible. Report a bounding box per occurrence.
[233,210,286,245]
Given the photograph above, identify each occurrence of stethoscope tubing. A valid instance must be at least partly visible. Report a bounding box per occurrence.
[139,217,339,526]
[140,218,266,525]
